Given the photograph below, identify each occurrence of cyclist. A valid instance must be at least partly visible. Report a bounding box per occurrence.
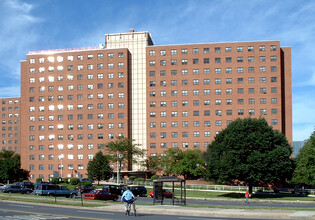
[121,186,135,215]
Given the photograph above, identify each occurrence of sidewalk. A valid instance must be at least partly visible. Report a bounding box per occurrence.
[96,203,315,219]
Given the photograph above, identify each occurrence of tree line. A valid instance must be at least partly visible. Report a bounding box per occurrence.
[1,118,314,189]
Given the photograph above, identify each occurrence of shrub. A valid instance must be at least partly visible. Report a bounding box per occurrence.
[129,176,136,181]
[80,181,92,186]
[134,178,145,182]
[49,177,59,184]
[150,175,159,181]
[36,177,43,182]
[70,178,80,185]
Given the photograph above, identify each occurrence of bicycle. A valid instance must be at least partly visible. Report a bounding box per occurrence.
[125,198,137,216]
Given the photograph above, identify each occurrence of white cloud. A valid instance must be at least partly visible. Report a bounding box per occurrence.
[0,0,42,80]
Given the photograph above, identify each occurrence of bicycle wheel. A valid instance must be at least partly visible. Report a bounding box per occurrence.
[133,203,136,216]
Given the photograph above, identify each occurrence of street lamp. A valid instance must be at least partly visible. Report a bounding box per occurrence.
[58,154,64,178]
[117,151,119,184]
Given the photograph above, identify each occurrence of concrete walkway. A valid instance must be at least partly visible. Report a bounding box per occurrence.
[95,203,315,219]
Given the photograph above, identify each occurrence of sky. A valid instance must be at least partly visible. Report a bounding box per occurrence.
[0,0,314,141]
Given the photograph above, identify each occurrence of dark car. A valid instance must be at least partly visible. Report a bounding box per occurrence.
[13,182,34,190]
[75,185,96,193]
[35,183,77,198]
[1,185,33,194]
[84,190,118,201]
[149,189,173,198]
[129,185,147,197]
[102,184,127,196]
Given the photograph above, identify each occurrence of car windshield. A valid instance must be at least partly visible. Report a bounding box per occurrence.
[89,190,99,194]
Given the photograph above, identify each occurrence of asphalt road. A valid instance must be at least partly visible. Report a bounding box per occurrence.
[0,201,279,220]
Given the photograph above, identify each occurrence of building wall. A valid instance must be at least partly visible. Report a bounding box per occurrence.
[146,41,290,156]
[0,97,21,153]
[105,30,153,170]
[20,47,130,180]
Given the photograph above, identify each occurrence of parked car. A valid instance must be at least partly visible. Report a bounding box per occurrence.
[35,183,77,198]
[84,190,118,201]
[80,178,94,183]
[1,185,33,194]
[102,184,127,196]
[0,183,5,190]
[149,189,173,198]
[12,182,34,190]
[129,185,147,197]
[75,185,96,193]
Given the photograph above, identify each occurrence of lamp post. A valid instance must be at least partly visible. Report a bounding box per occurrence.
[117,151,119,184]
[58,154,64,178]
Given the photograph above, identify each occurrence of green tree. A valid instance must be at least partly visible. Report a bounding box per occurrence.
[291,130,315,186]
[105,137,145,171]
[162,148,206,179]
[0,150,28,183]
[146,155,163,174]
[206,118,294,193]
[87,151,112,185]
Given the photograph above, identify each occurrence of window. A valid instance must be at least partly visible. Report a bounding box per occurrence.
[225,47,232,52]
[260,56,266,62]
[215,58,221,63]
[259,45,265,51]
[171,49,177,55]
[249,77,254,83]
[271,98,278,104]
[260,77,266,83]
[270,45,277,51]
[204,58,209,64]
[237,46,243,52]
[248,56,254,62]
[271,56,277,61]
[226,68,232,73]
[237,57,243,62]
[238,99,244,105]
[237,67,243,73]
[249,98,255,104]
[271,77,277,82]
[204,48,209,53]
[215,68,221,74]
[248,46,254,52]
[226,57,232,63]
[193,48,199,54]
[215,78,221,84]
[271,87,277,93]
[181,59,187,65]
[260,66,266,72]
[271,66,277,72]
[249,88,255,94]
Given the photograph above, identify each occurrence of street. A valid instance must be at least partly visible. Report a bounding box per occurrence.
[0,201,290,220]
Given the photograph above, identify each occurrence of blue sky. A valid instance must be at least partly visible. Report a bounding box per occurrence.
[0,0,314,141]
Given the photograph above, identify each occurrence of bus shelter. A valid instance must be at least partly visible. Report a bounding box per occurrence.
[152,176,186,206]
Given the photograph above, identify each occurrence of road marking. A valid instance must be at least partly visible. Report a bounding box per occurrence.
[179,217,227,220]
[0,208,110,220]
[8,204,34,208]
[77,210,114,215]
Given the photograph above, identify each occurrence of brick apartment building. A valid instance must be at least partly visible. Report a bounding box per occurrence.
[1,98,21,154]
[3,29,292,180]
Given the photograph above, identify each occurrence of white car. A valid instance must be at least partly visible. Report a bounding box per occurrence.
[0,183,5,190]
